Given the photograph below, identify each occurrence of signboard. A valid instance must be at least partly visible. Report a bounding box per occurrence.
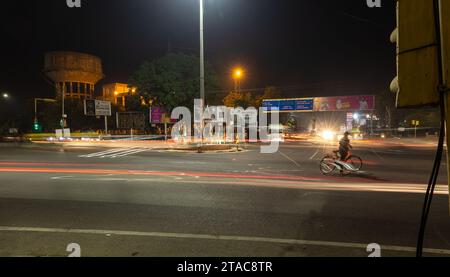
[55,129,71,138]
[55,129,63,138]
[116,112,146,129]
[150,107,177,124]
[9,128,18,134]
[95,100,112,116]
[150,107,164,123]
[84,100,112,117]
[263,96,374,113]
[262,98,314,112]
[313,95,375,112]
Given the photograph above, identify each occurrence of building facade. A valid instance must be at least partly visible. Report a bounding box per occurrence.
[102,83,137,108]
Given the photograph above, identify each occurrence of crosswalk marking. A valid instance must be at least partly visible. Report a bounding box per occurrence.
[79,147,152,158]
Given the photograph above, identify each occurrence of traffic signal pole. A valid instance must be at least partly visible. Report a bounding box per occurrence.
[438,0,450,213]
[391,0,450,256]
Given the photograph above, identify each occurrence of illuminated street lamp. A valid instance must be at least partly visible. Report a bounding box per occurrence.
[232,67,244,93]
[2,93,9,99]
[233,68,243,79]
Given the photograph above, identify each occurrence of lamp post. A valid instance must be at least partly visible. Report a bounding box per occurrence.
[199,0,206,146]
[233,68,244,93]
[200,0,205,104]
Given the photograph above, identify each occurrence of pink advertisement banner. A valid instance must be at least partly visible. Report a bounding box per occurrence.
[313,95,375,112]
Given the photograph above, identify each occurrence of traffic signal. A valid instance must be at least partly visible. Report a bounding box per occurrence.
[33,122,42,132]
[390,0,440,108]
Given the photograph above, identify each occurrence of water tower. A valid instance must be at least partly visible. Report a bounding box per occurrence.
[43,51,104,99]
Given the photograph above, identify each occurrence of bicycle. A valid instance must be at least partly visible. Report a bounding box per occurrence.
[319,151,363,175]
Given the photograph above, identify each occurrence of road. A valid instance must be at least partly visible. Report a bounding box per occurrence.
[0,140,449,257]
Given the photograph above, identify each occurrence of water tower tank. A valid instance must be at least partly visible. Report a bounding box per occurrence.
[44,51,104,99]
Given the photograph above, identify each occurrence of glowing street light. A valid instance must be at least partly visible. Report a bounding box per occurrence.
[233,68,243,80]
[2,93,9,99]
[232,67,244,92]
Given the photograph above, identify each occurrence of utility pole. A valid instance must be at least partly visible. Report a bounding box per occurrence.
[199,0,205,146]
[199,0,205,104]
[60,83,67,137]
[104,116,108,135]
[438,0,450,212]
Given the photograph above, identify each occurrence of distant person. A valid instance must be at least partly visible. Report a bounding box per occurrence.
[359,98,369,110]
[336,99,343,110]
[320,102,330,111]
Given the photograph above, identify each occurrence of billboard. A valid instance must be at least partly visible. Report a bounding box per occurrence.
[150,107,177,124]
[84,100,112,116]
[150,107,164,123]
[313,95,375,112]
[116,112,146,129]
[262,98,314,112]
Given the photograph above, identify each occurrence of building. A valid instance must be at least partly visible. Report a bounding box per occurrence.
[43,51,104,100]
[102,83,137,108]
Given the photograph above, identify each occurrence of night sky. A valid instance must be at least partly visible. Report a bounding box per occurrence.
[0,0,396,102]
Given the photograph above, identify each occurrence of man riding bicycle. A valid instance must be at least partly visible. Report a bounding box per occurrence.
[320,132,362,175]
[335,131,353,161]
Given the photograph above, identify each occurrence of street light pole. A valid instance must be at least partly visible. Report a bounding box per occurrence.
[61,83,65,122]
[199,0,205,103]
[199,0,205,145]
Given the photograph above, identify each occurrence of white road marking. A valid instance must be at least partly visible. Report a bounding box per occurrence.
[50,176,74,180]
[0,226,449,255]
[278,151,301,168]
[79,147,151,159]
[109,148,152,158]
[79,148,137,158]
[309,149,320,160]
[371,148,385,160]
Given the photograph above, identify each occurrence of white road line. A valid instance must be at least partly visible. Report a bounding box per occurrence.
[79,147,151,159]
[278,151,301,168]
[110,148,152,158]
[0,226,449,255]
[80,148,137,158]
[371,148,385,160]
[309,149,320,160]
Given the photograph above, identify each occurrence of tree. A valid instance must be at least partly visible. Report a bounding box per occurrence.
[375,90,396,129]
[255,86,282,107]
[223,91,256,108]
[128,53,219,111]
[375,90,440,131]
[223,86,282,109]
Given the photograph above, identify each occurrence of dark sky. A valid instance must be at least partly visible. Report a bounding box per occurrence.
[0,0,396,101]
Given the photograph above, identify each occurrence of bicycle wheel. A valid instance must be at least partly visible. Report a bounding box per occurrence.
[320,156,336,175]
[346,155,363,171]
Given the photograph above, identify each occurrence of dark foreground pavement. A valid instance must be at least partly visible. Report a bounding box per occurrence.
[0,141,449,257]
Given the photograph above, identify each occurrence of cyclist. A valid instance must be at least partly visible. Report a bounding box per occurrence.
[338,131,353,161]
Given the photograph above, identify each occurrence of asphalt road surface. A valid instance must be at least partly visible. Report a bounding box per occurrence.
[0,141,449,257]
